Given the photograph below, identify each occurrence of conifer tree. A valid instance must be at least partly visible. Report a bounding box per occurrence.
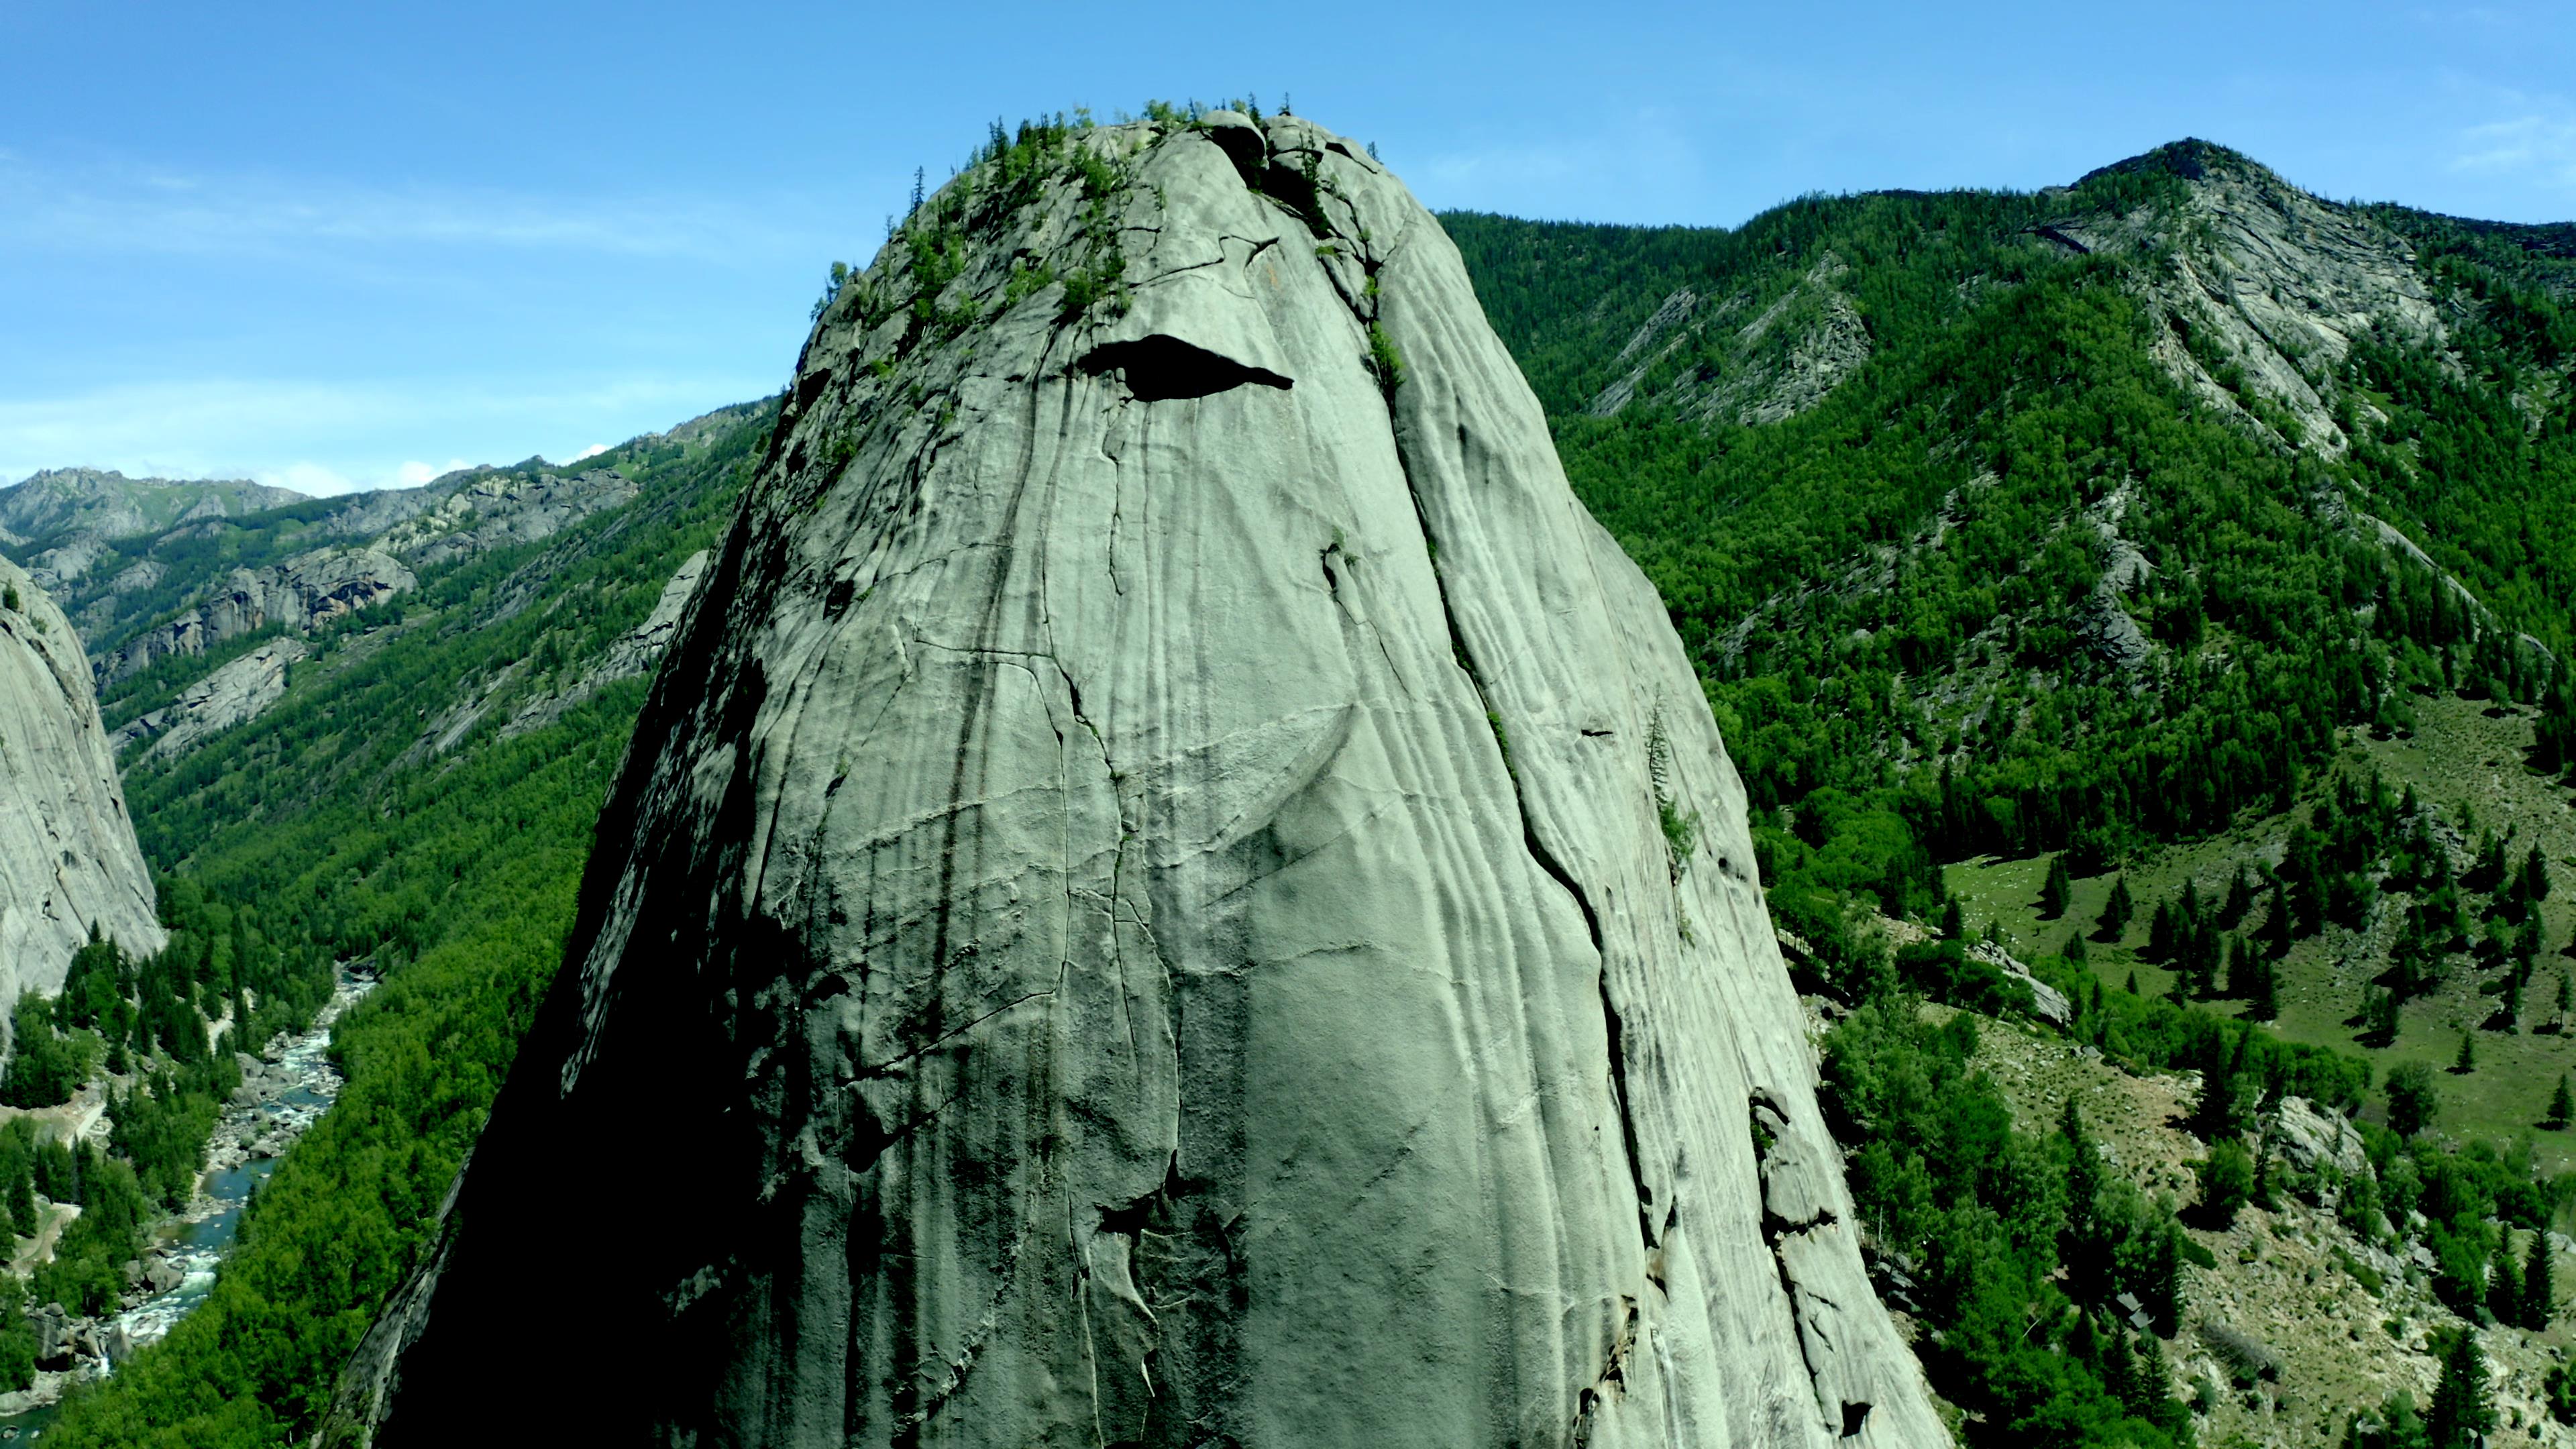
[2124,969,2139,996]
[2455,1030,2477,1075]
[2061,1097,2112,1304]
[2489,1232,2522,1326]
[2387,1061,2438,1138]
[2265,879,2294,958]
[2099,873,2134,941]
[2145,1220,2184,1337]
[2526,1227,2556,1330]
[2040,855,2072,919]
[2222,861,2256,927]
[2249,957,2279,1022]
[2195,1029,2240,1140]
[3,1160,32,1240]
[2428,1325,2494,1448]
[2553,1075,2574,1130]
[2224,934,2249,998]
[2526,844,2553,908]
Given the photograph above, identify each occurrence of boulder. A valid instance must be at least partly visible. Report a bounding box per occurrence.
[2268,1095,2368,1180]
[30,1302,70,1371]
[1966,940,2073,1024]
[333,112,1947,1449]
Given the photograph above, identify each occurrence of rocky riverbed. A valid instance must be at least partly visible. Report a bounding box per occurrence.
[0,968,375,1431]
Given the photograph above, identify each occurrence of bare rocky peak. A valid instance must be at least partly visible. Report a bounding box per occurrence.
[2042,138,2448,454]
[0,467,305,550]
[0,557,162,1000]
[333,109,1947,1448]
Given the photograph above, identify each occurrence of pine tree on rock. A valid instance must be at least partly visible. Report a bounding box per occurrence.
[2488,1232,2522,1326]
[2428,1326,2495,1449]
[2526,1228,2556,1330]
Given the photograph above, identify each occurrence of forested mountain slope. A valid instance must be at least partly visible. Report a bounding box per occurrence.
[0,401,774,1448]
[1450,138,2576,975]
[1450,140,2576,1446]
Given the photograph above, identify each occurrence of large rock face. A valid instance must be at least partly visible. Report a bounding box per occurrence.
[0,557,162,996]
[343,113,1945,1448]
[101,545,415,683]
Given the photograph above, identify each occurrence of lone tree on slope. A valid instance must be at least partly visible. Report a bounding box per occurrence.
[2387,1062,2438,1139]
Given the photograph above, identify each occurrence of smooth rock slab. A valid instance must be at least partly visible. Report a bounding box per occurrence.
[339,114,1946,1449]
[0,556,162,997]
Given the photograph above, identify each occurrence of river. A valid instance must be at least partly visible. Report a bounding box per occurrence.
[0,969,374,1442]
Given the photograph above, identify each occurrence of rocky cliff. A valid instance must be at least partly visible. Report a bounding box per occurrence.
[0,557,162,1000]
[337,111,1945,1448]
[100,545,415,683]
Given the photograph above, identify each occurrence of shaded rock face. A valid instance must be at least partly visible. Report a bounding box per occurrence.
[0,557,162,1000]
[347,113,1945,1449]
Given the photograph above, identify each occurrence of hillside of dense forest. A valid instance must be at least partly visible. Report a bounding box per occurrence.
[0,402,771,1446]
[1450,140,2576,1446]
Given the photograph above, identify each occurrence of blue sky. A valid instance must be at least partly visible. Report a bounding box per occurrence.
[3,1,2571,494]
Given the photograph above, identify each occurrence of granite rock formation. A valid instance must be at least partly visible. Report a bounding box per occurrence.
[111,637,307,759]
[101,546,415,683]
[0,557,162,1000]
[337,112,1946,1448]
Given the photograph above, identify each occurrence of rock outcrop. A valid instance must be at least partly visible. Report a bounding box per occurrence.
[336,113,1945,1448]
[371,466,639,570]
[0,557,162,1000]
[102,546,414,683]
[111,637,307,759]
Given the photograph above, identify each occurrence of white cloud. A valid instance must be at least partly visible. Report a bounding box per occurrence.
[2446,87,2576,189]
[0,374,764,493]
[258,462,356,497]
[395,458,474,488]
[568,443,609,462]
[0,148,809,265]
[2454,113,2576,184]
